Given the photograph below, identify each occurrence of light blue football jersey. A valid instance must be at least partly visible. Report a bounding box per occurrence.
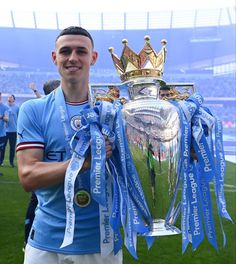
[0,103,8,137]
[6,104,19,132]
[17,88,101,254]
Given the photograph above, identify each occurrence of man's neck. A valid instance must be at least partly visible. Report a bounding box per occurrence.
[61,81,89,103]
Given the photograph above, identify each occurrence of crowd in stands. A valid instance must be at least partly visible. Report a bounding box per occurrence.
[0,70,235,97]
[164,73,235,98]
[0,69,119,95]
[0,69,235,135]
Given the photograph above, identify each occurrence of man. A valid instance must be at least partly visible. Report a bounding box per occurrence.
[24,79,61,251]
[1,94,19,167]
[29,80,61,98]
[159,84,171,99]
[0,92,9,175]
[17,26,122,264]
[43,79,61,95]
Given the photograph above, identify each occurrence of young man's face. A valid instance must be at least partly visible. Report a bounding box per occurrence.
[8,95,15,104]
[159,89,171,99]
[108,87,120,98]
[52,34,98,85]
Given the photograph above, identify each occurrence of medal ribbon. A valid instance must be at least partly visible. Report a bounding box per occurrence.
[54,88,91,248]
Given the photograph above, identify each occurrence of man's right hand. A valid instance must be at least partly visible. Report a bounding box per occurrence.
[29,82,36,91]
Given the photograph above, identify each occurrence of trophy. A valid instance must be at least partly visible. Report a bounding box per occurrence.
[60,33,231,256]
[120,77,182,236]
[107,36,183,236]
[91,36,195,236]
[86,35,232,257]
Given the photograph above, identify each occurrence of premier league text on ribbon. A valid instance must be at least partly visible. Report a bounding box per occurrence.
[93,132,104,195]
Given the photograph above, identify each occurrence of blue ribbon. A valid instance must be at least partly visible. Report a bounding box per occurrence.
[80,99,155,258]
[170,92,232,253]
[110,101,154,258]
[66,90,232,257]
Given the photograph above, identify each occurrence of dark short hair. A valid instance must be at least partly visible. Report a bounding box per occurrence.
[56,26,94,47]
[43,80,61,95]
[160,85,170,91]
[11,94,15,101]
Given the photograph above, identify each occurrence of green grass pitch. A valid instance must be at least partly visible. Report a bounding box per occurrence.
[0,146,235,264]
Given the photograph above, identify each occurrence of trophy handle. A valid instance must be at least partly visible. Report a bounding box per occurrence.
[89,83,127,105]
[163,82,195,100]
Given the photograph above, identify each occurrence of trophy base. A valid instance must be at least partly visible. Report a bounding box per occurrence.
[143,219,181,237]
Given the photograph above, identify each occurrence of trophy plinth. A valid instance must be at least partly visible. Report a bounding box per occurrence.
[146,219,181,236]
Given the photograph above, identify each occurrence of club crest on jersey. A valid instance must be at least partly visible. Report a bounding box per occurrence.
[70,115,82,131]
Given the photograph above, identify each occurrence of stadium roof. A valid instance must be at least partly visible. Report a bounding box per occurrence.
[0,0,235,30]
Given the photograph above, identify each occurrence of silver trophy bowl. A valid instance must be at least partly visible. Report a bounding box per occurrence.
[121,77,181,236]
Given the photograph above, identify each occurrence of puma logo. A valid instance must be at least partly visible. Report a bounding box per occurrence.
[17,129,25,139]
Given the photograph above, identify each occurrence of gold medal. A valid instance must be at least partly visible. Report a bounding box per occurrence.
[74,190,91,208]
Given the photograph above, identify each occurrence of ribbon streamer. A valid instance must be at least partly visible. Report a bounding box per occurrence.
[60,89,232,257]
[171,93,232,253]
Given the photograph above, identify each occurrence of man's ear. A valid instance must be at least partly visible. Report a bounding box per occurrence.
[91,51,98,66]
[52,51,57,65]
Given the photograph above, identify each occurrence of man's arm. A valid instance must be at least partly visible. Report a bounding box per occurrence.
[0,110,9,122]
[29,82,42,98]
[17,137,112,192]
[17,148,70,192]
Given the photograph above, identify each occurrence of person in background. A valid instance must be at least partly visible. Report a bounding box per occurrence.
[29,80,61,98]
[159,84,171,99]
[17,26,122,264]
[43,80,60,95]
[1,94,19,168]
[24,79,61,251]
[29,82,42,98]
[0,92,9,174]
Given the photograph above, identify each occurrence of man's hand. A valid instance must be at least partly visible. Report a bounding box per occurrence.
[29,82,41,98]
[29,82,36,91]
[190,146,198,161]
[82,136,113,171]
[105,136,113,159]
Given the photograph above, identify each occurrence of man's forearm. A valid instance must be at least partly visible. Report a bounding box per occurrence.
[18,160,70,192]
[17,156,91,192]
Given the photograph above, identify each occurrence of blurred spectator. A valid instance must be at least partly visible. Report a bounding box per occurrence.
[159,85,171,99]
[1,94,19,167]
[29,80,60,98]
[0,92,9,171]
[29,82,41,98]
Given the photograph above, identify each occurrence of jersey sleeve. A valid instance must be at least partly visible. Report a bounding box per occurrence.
[16,100,45,151]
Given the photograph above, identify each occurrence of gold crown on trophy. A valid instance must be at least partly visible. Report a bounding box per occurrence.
[108,36,167,82]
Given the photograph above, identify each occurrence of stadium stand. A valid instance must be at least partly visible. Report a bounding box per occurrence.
[0,6,235,160]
